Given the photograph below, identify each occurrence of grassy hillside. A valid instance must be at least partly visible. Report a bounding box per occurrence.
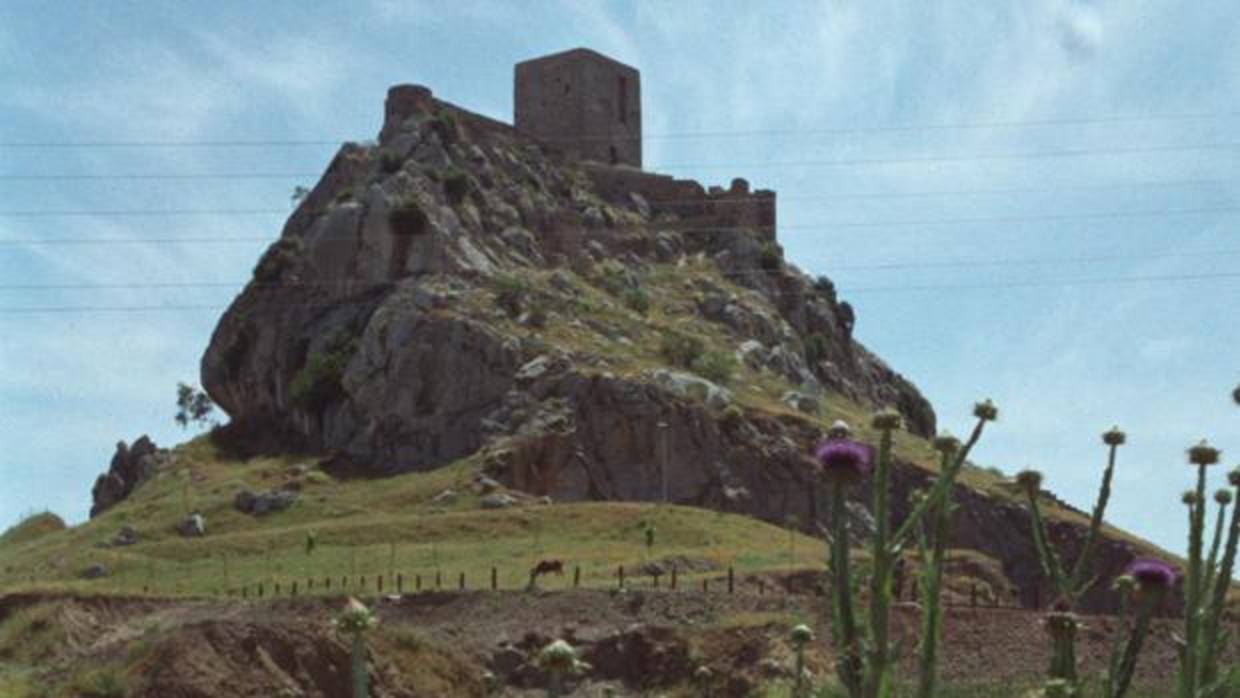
[0,436,835,597]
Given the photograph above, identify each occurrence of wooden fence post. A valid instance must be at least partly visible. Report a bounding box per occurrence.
[416,574,422,591]
[653,572,660,589]
[702,578,708,593]
[618,565,625,589]
[491,567,498,591]
[573,566,580,588]
[436,571,442,589]
[291,581,298,597]
[258,583,264,598]
[459,572,465,590]
[274,582,281,596]
[728,567,734,594]
[397,573,403,594]
[671,567,678,590]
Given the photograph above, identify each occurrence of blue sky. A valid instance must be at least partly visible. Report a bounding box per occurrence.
[1,1,1237,556]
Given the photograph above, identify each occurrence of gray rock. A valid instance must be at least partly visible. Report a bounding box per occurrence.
[90,436,173,518]
[781,391,819,414]
[111,525,138,547]
[515,356,554,383]
[234,489,298,516]
[481,493,517,509]
[647,369,732,410]
[287,463,311,477]
[81,564,109,580]
[490,645,526,677]
[176,513,206,537]
[430,489,458,504]
[474,476,502,494]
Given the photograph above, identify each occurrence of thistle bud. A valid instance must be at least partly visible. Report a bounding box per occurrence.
[790,623,815,645]
[694,665,713,683]
[1232,384,1240,406]
[827,419,852,440]
[1216,489,1233,506]
[1112,574,1136,593]
[973,399,999,422]
[1015,469,1043,494]
[870,408,903,431]
[1182,490,1200,506]
[1188,440,1221,467]
[1102,426,1126,447]
[1125,558,1177,598]
[1229,468,1240,488]
[933,432,961,456]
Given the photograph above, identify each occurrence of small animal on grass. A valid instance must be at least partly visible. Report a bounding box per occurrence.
[531,559,564,578]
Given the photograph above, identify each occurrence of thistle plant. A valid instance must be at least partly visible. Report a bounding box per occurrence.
[1018,426,1127,690]
[1102,560,1177,698]
[790,623,814,697]
[913,433,962,698]
[333,597,378,698]
[817,400,994,698]
[537,638,589,698]
[1177,432,1240,697]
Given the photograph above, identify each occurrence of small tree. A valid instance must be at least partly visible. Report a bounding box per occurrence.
[175,383,216,430]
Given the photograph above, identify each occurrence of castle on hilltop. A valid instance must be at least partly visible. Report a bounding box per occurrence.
[382,48,775,240]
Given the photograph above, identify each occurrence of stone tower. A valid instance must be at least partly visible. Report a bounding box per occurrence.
[514,48,641,168]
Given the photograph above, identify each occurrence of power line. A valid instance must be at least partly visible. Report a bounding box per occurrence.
[1,109,1236,148]
[3,203,1236,246]
[0,177,1230,217]
[7,247,1240,291]
[2,270,1237,314]
[3,142,1239,182]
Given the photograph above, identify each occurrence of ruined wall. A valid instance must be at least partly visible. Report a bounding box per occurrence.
[583,164,777,241]
[515,48,641,168]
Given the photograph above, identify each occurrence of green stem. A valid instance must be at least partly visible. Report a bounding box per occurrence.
[547,669,563,698]
[1104,587,1132,698]
[830,483,864,698]
[890,417,988,552]
[795,646,806,698]
[1068,443,1120,602]
[1199,485,1240,688]
[1182,464,1208,697]
[1026,491,1068,599]
[1114,594,1158,698]
[1202,501,1228,613]
[915,452,953,698]
[865,428,894,698]
[351,632,369,698]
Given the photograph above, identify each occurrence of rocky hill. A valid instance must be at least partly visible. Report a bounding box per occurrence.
[190,84,1168,613]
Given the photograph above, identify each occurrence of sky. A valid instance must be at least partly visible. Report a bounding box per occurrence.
[1,1,1237,556]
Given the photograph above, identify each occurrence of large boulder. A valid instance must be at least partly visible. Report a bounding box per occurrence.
[90,436,173,518]
[234,490,298,516]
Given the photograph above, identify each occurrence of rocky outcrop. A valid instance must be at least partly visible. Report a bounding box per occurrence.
[89,436,172,518]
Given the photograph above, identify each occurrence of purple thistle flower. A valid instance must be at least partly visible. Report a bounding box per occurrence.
[814,438,873,484]
[1125,558,1177,591]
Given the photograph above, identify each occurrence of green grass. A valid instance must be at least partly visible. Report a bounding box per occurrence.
[0,434,827,597]
[1,511,66,546]
[750,679,1176,697]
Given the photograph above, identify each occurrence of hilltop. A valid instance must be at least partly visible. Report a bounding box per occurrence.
[0,69,1185,695]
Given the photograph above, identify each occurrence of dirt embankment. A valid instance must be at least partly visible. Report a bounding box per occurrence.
[4,584,1229,697]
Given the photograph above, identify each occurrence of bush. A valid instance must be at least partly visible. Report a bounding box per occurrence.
[595,260,630,296]
[691,350,738,384]
[388,198,429,236]
[252,237,303,283]
[621,287,650,316]
[720,404,744,429]
[69,666,127,698]
[430,110,458,144]
[659,330,705,368]
[759,242,783,272]
[804,333,830,366]
[526,299,548,328]
[443,168,471,205]
[813,275,837,302]
[334,188,354,204]
[290,340,357,412]
[493,274,527,318]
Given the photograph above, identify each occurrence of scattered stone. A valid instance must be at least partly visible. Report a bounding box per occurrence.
[781,391,819,414]
[287,463,311,477]
[430,489,458,504]
[80,564,109,580]
[234,489,298,516]
[111,525,138,547]
[648,369,732,410]
[176,513,207,538]
[481,493,517,509]
[90,436,174,518]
